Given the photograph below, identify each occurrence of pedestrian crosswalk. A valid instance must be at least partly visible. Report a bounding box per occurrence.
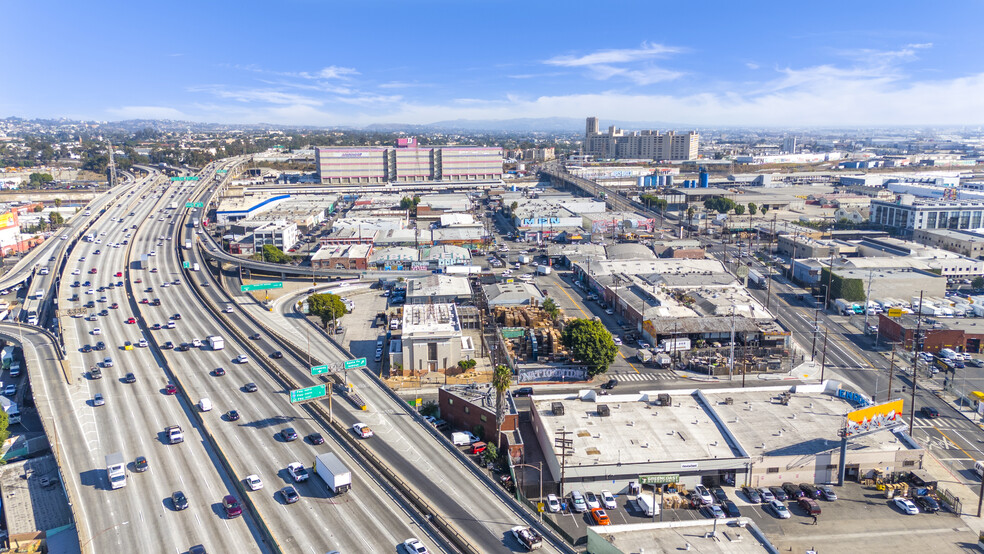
[911,416,982,432]
[609,371,680,382]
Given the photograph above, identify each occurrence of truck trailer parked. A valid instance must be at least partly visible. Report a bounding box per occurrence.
[314,453,351,494]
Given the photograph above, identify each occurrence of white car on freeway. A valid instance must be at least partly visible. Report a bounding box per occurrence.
[245,474,263,491]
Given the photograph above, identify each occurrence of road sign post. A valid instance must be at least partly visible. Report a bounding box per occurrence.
[241,282,284,292]
[344,358,367,370]
[289,384,326,403]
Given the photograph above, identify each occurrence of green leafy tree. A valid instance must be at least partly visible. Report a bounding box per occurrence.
[261,244,290,264]
[399,196,420,212]
[307,292,347,329]
[33,205,44,213]
[492,364,512,448]
[542,297,560,319]
[760,206,769,216]
[562,319,617,376]
[0,411,8,458]
[28,173,53,188]
[734,204,746,216]
[510,201,519,215]
[748,202,757,216]
[49,212,64,227]
[703,197,736,214]
[482,442,499,466]
[54,198,62,208]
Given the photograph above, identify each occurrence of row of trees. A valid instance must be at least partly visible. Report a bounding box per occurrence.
[702,197,769,218]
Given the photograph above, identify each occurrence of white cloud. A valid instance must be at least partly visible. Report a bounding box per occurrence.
[188,86,323,106]
[107,106,187,119]
[301,66,359,80]
[746,62,760,70]
[545,42,679,67]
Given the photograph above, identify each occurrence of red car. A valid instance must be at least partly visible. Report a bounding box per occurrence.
[109,303,119,309]
[114,272,123,278]
[126,317,136,324]
[134,278,142,284]
[140,299,149,304]
[89,268,98,274]
[222,495,242,518]
[164,384,178,395]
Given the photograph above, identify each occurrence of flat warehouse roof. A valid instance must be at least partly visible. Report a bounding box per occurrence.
[704,388,914,456]
[533,392,740,468]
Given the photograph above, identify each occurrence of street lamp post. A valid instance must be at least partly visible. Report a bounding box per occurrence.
[512,462,544,522]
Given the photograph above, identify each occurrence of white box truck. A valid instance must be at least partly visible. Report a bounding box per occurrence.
[192,263,200,272]
[184,240,192,250]
[106,452,126,489]
[658,338,691,353]
[536,265,552,275]
[206,336,224,351]
[636,493,659,516]
[834,298,854,316]
[314,453,352,494]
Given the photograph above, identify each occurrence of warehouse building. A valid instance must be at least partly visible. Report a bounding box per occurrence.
[315,142,502,184]
[405,274,472,305]
[529,384,922,495]
[395,303,473,375]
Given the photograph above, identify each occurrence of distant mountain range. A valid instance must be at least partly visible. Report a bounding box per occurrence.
[3,115,690,134]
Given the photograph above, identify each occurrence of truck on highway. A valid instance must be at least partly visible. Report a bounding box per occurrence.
[184,240,191,251]
[192,263,200,272]
[169,202,177,210]
[26,311,38,326]
[511,526,543,551]
[138,254,149,270]
[106,452,126,489]
[536,264,552,275]
[518,254,532,264]
[314,452,351,494]
[166,425,184,444]
[658,337,691,353]
[206,336,224,351]
[1,346,13,370]
[0,396,21,425]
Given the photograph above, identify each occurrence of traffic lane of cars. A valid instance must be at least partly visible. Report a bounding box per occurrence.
[156,226,431,552]
[58,190,265,554]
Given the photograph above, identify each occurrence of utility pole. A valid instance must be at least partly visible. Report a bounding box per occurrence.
[554,427,573,496]
[824,248,836,310]
[862,268,874,333]
[909,291,924,435]
[885,346,897,404]
[819,327,829,382]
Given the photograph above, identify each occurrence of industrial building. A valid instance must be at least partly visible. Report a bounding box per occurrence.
[315,142,502,184]
[584,117,699,161]
[310,243,373,270]
[529,384,922,495]
[912,228,984,258]
[251,221,299,252]
[870,196,984,235]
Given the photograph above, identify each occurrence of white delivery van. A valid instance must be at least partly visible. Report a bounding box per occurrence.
[199,398,212,412]
[636,493,660,517]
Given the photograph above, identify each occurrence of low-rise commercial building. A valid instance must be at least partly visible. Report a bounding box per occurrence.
[405,274,472,305]
[310,243,373,270]
[397,303,472,374]
[252,221,299,252]
[912,228,984,259]
[484,282,544,307]
[422,244,471,269]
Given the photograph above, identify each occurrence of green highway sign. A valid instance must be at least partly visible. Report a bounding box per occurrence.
[185,202,193,208]
[344,357,367,370]
[194,202,205,208]
[182,261,190,269]
[289,384,326,403]
[216,169,228,174]
[639,474,680,486]
[170,176,200,182]
[311,364,331,376]
[241,282,284,292]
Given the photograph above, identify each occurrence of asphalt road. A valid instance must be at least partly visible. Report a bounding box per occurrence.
[201,255,562,553]
[145,166,442,553]
[54,171,268,553]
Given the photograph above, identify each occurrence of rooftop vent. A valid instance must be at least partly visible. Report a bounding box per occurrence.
[597,404,611,417]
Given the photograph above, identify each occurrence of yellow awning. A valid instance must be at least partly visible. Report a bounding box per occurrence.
[971,391,984,402]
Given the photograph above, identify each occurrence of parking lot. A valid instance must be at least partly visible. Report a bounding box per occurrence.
[537,480,976,551]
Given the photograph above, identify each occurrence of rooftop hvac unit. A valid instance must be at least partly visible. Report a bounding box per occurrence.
[551,402,565,416]
[597,404,611,417]
[656,393,671,406]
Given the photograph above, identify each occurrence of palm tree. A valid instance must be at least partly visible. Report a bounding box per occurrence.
[492,364,512,449]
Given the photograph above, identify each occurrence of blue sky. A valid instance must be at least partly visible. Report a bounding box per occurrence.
[3,0,984,127]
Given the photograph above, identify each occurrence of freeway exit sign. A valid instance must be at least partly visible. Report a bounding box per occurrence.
[182,261,190,269]
[289,384,326,404]
[216,169,228,174]
[194,202,204,208]
[344,357,367,370]
[639,474,679,485]
[170,176,200,182]
[241,282,283,292]
[311,364,331,376]
[185,202,193,208]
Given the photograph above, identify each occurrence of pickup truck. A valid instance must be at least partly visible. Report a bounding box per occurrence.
[166,425,184,444]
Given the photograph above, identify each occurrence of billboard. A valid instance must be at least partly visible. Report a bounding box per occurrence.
[844,399,904,436]
[0,211,17,231]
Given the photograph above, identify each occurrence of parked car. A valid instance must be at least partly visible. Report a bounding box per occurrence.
[711,487,728,503]
[770,486,788,501]
[722,500,741,518]
[798,497,822,515]
[768,500,791,519]
[894,497,919,515]
[818,485,837,501]
[694,485,714,505]
[915,495,940,513]
[601,490,617,510]
[758,488,775,503]
[742,486,762,503]
[800,483,821,499]
[585,491,601,510]
[546,494,561,513]
[700,504,726,519]
[782,482,804,499]
[570,490,588,513]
